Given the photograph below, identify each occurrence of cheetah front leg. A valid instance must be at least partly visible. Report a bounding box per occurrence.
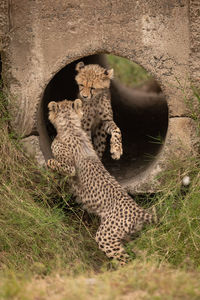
[47,158,76,177]
[110,128,123,160]
[95,223,130,265]
[93,123,108,159]
[104,121,123,160]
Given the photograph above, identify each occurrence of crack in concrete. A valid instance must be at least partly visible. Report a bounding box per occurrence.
[22,131,39,139]
[169,115,192,119]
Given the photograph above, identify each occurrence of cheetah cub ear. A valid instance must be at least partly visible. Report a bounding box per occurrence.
[104,68,114,79]
[76,61,85,72]
[48,101,58,112]
[74,99,83,119]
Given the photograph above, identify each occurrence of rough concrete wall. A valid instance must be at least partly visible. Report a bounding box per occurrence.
[1,0,198,192]
[189,0,200,85]
[126,117,197,193]
[2,0,190,135]
[0,0,8,51]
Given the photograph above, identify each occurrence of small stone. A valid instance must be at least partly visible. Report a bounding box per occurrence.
[182,175,190,186]
[85,278,97,285]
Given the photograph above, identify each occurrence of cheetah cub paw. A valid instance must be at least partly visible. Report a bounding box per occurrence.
[110,130,123,160]
[47,159,57,169]
[47,159,76,177]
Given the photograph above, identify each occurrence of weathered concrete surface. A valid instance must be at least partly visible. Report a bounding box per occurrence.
[0,0,8,51]
[2,0,191,134]
[0,0,199,192]
[125,117,198,193]
[22,136,46,166]
[189,0,200,86]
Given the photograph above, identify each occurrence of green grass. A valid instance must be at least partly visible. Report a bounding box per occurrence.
[1,261,200,300]
[0,83,106,276]
[107,54,152,87]
[132,157,200,269]
[130,85,200,269]
[0,59,200,299]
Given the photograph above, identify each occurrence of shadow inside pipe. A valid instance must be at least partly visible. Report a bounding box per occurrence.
[39,54,168,184]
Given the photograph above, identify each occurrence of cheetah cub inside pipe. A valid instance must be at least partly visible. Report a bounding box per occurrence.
[75,62,123,160]
[47,99,157,264]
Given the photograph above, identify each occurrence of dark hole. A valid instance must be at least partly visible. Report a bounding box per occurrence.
[39,54,168,185]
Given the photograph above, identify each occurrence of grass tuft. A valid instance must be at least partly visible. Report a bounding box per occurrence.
[0,56,200,298]
[1,261,200,300]
[0,81,106,275]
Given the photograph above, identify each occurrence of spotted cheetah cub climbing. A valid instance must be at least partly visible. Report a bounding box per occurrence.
[75,62,123,160]
[47,99,156,264]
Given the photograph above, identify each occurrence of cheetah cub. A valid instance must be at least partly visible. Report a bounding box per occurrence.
[47,99,156,264]
[75,62,123,160]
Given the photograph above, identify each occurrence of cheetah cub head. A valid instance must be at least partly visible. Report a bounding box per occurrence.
[48,99,83,128]
[75,62,114,100]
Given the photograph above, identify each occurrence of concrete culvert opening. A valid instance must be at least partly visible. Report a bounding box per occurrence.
[39,54,168,189]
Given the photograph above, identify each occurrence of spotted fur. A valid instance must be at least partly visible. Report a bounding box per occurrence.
[75,62,123,160]
[47,99,156,264]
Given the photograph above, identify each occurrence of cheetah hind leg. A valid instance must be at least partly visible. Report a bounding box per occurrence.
[144,206,158,225]
[47,158,76,177]
[93,123,108,160]
[147,206,160,224]
[95,226,130,265]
